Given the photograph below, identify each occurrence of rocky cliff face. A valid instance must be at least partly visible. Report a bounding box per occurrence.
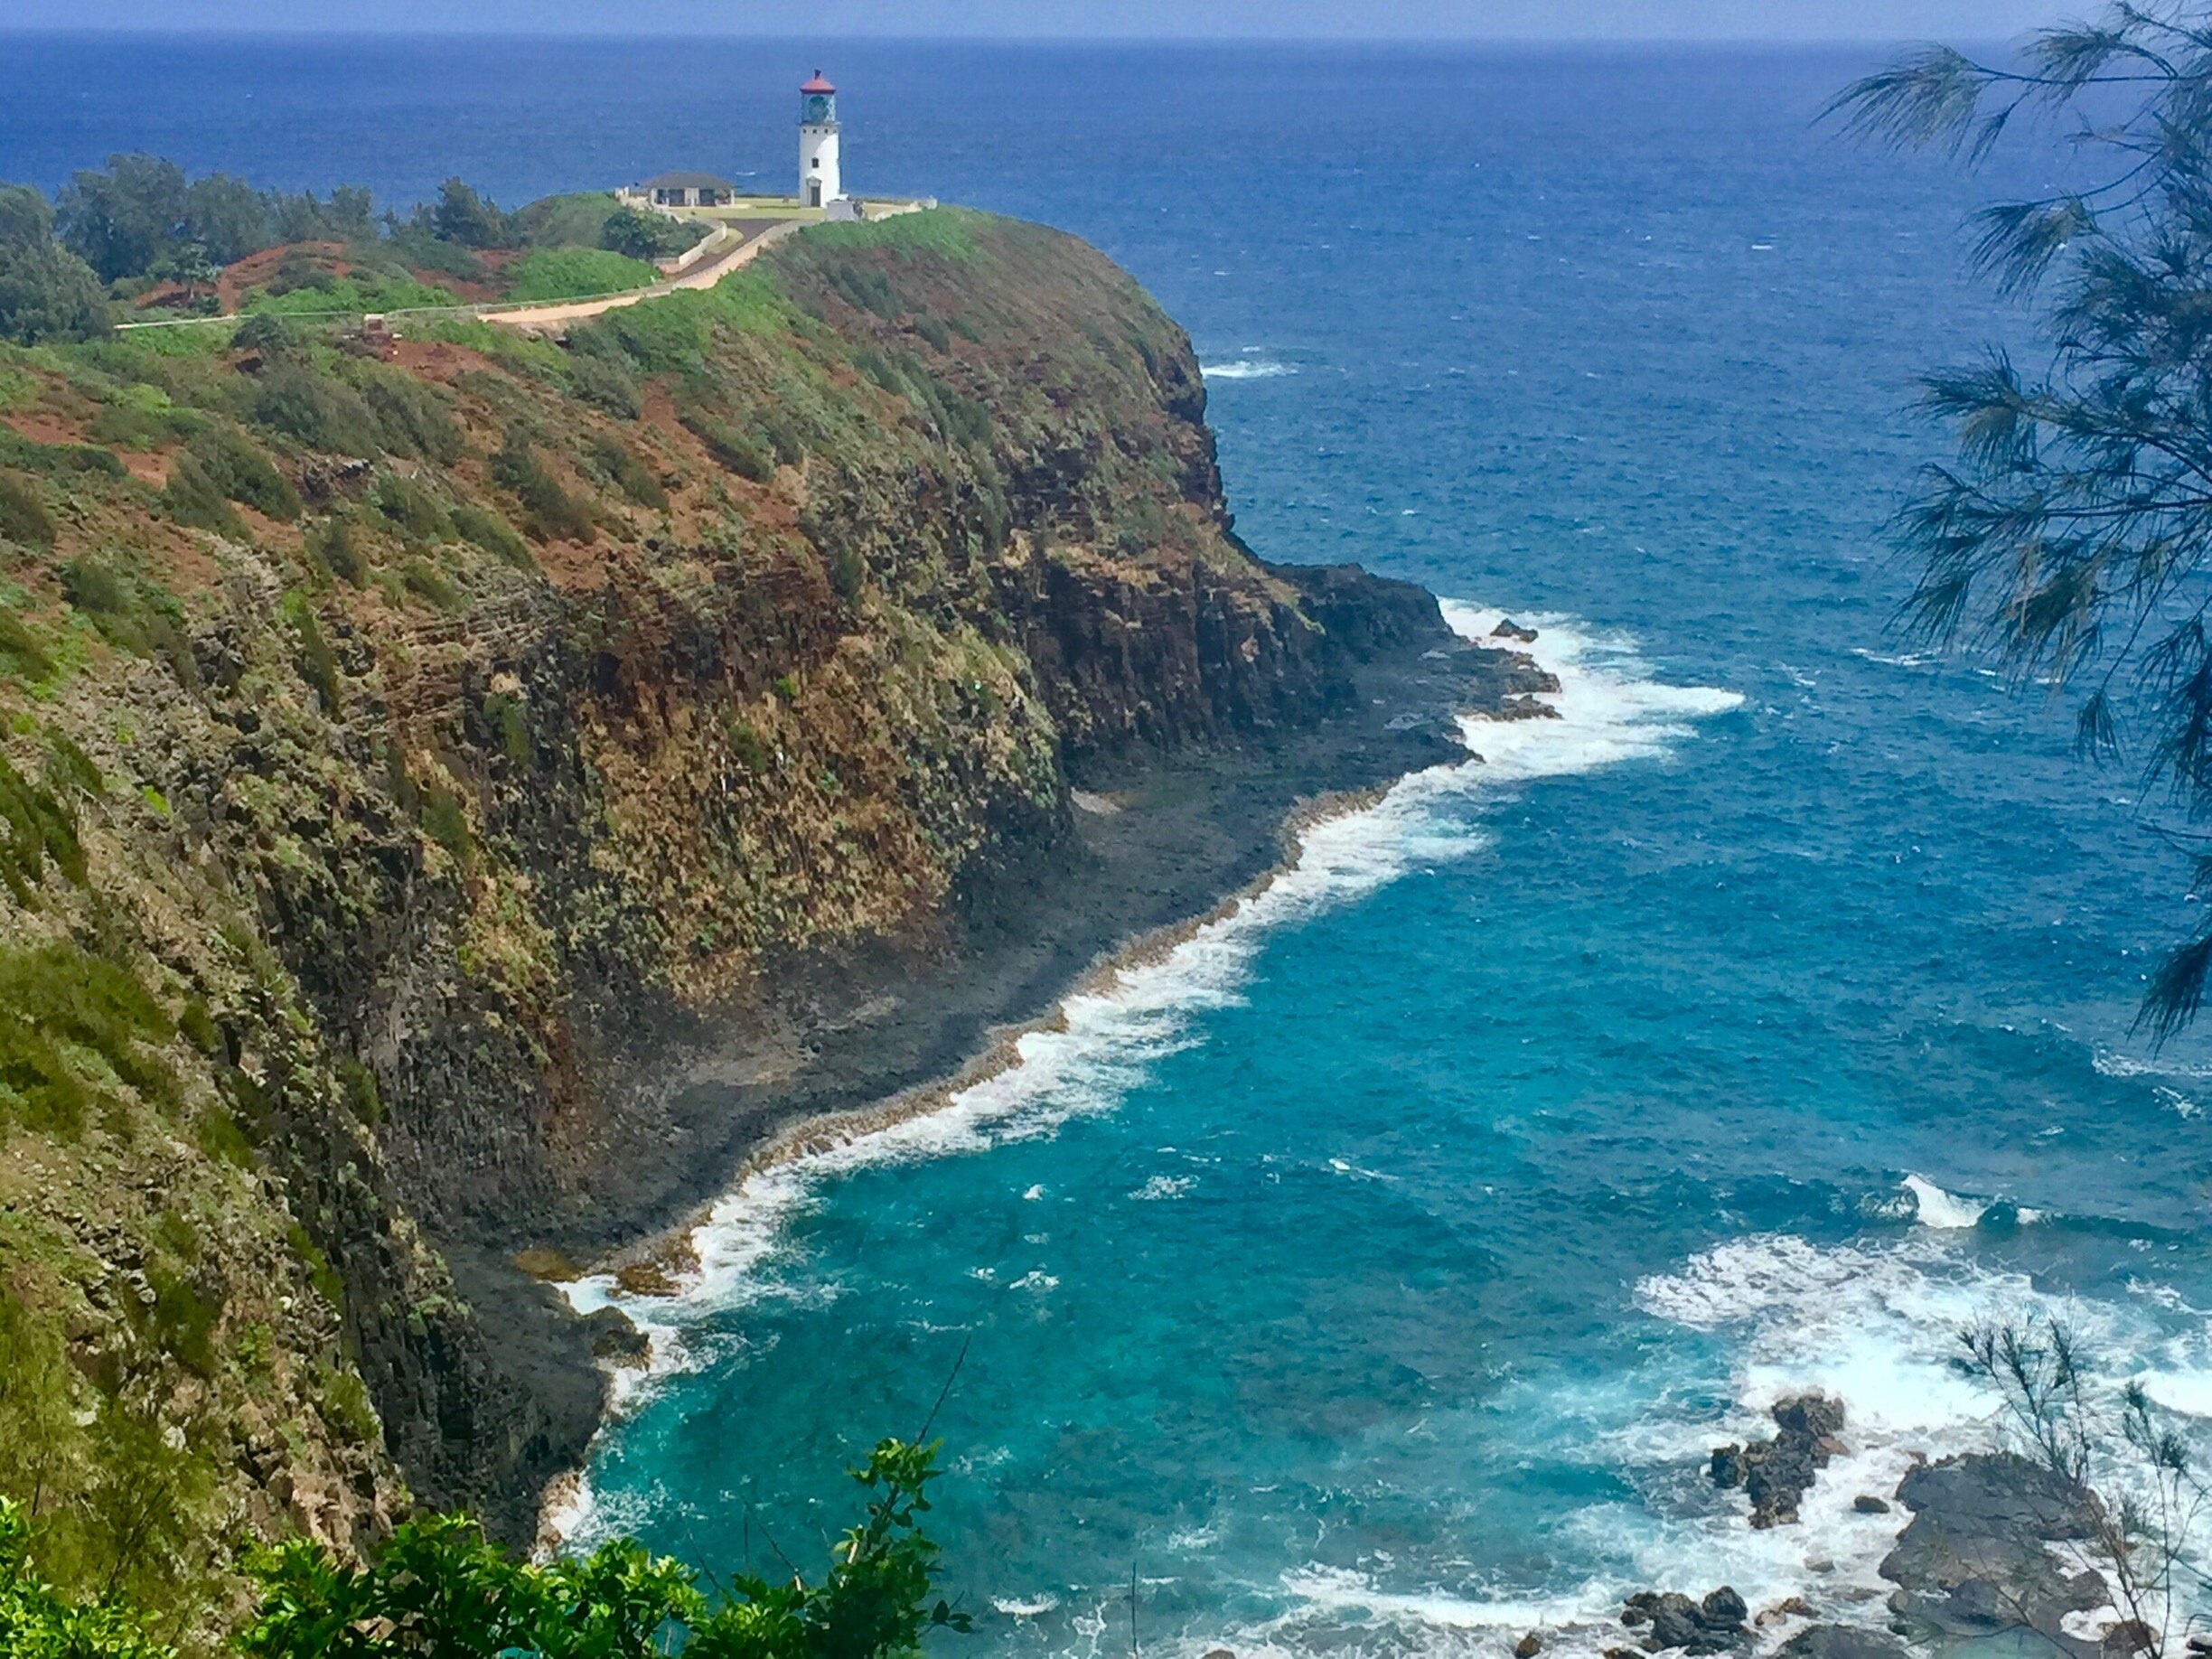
[0,209,1532,1629]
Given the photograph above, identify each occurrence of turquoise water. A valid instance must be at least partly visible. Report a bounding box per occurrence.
[13,35,2212,1657]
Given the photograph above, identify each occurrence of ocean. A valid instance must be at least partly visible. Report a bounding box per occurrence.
[11,33,2212,1658]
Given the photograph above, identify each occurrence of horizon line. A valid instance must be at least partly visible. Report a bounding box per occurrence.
[0,24,2016,46]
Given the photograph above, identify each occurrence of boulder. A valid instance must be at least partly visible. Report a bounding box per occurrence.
[1879,1451,2106,1659]
[1621,1588,1748,1654]
[582,1306,650,1365]
[1516,1634,1543,1657]
[1853,1495,1890,1514]
[1776,1627,1911,1659]
[1492,619,1540,642]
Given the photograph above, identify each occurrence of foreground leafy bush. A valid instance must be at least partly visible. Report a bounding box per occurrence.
[0,1498,171,1659]
[0,1440,968,1659]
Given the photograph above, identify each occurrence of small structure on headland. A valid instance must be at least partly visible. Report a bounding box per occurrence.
[627,172,736,209]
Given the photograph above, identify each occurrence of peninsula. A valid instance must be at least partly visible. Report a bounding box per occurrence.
[0,196,1550,1627]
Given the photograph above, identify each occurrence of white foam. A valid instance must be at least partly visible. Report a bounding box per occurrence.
[548,600,1740,1548]
[1201,360,1298,380]
[1216,1230,2212,1659]
[1132,1174,1195,1200]
[1902,1173,1987,1229]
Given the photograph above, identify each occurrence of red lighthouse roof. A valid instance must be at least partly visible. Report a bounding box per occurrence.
[801,70,835,93]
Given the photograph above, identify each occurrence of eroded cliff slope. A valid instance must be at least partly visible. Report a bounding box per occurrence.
[0,209,1542,1627]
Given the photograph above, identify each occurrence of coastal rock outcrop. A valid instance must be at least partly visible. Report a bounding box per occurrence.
[1878,1451,2108,1656]
[1710,1393,1849,1526]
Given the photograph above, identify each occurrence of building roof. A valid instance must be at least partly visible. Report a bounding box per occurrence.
[636,171,736,192]
[801,70,836,93]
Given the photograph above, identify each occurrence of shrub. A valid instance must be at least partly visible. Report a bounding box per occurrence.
[0,1498,171,1659]
[281,590,342,712]
[248,361,383,455]
[451,501,532,568]
[160,451,239,533]
[0,609,53,682]
[0,750,82,900]
[359,370,462,464]
[600,204,703,261]
[60,558,196,687]
[0,238,111,346]
[417,780,472,864]
[0,939,175,1136]
[307,515,364,585]
[490,426,595,543]
[187,427,302,520]
[402,558,459,611]
[373,471,451,543]
[0,471,53,548]
[679,405,773,483]
[230,312,304,363]
[588,434,666,508]
[238,1438,969,1659]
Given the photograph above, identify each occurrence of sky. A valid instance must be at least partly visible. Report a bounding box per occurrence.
[0,0,2074,40]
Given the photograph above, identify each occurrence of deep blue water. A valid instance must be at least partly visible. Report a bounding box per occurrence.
[14,35,2212,1659]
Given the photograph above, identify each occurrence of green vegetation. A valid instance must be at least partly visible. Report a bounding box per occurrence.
[1,1439,970,1659]
[1836,4,2212,1035]
[239,272,459,318]
[588,433,668,508]
[0,1499,168,1659]
[0,472,54,548]
[600,203,707,261]
[491,426,595,543]
[503,247,660,305]
[0,184,109,345]
[55,155,371,281]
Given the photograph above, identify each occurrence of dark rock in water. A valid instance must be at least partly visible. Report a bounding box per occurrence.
[1493,618,1540,642]
[1879,1451,2105,1659]
[1494,693,1561,721]
[1854,1495,1891,1514]
[1202,1649,1236,1659]
[1516,1633,1543,1657]
[582,1306,649,1365]
[1621,1588,1749,1654]
[1701,1589,1748,1628]
[2102,1621,2156,1655]
[1776,1626,1912,1659]
[1711,1393,1847,1527]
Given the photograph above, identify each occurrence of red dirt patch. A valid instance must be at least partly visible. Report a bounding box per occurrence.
[389,339,498,382]
[4,410,90,447]
[217,241,353,313]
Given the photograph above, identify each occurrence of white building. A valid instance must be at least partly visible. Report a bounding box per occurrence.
[799,70,842,210]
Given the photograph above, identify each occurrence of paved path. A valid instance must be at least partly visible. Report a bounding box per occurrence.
[482,219,803,331]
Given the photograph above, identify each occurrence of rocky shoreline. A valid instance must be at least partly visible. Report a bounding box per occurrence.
[1522,1394,2142,1659]
[475,593,1561,1543]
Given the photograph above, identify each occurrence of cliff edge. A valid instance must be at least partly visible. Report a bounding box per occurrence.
[0,208,1546,1622]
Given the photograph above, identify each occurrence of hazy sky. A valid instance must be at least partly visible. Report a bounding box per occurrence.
[0,0,2074,39]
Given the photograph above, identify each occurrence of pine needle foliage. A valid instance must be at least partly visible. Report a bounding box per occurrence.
[1833,3,2212,1038]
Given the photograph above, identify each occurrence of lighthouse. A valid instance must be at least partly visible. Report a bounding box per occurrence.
[799,70,840,209]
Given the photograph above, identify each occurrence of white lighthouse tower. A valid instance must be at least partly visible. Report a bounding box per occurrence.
[799,70,841,210]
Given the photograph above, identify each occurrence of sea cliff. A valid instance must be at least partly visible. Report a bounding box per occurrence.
[0,208,1548,1622]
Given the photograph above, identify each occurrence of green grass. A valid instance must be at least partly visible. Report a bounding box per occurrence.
[241,273,464,318]
[0,939,176,1138]
[501,247,660,304]
[795,206,983,262]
